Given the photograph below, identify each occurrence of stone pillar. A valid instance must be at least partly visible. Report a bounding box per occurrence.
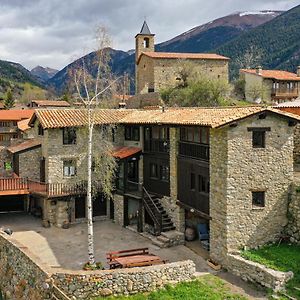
[209,128,229,263]
[55,200,69,227]
[113,194,124,226]
[168,127,185,232]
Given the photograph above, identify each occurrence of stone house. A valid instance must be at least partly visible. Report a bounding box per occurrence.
[1,106,299,266]
[135,22,229,94]
[240,66,300,104]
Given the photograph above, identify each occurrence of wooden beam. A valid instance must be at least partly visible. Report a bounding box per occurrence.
[0,190,29,196]
[176,201,211,220]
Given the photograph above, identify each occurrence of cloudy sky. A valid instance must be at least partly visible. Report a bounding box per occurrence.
[0,0,298,71]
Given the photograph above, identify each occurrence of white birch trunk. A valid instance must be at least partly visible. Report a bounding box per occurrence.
[87,110,95,266]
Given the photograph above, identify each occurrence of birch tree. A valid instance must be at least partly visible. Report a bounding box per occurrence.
[72,26,120,267]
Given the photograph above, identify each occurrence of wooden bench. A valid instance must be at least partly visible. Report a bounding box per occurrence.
[106,247,150,269]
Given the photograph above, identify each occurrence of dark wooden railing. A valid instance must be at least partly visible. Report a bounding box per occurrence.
[144,139,169,153]
[179,141,209,161]
[142,187,162,236]
[0,177,28,191]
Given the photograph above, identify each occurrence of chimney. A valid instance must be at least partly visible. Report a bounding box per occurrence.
[256,66,262,75]
[297,66,300,77]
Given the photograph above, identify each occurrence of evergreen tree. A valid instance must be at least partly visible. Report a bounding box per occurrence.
[4,89,14,109]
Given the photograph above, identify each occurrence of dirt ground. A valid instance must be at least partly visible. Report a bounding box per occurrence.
[0,212,267,299]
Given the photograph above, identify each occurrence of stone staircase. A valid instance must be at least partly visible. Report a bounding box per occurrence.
[150,195,176,233]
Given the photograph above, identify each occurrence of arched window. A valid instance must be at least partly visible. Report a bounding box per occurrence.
[144,38,149,48]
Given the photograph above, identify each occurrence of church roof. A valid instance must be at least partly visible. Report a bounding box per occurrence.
[139,21,153,35]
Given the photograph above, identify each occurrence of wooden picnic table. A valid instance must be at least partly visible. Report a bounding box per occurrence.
[114,254,163,268]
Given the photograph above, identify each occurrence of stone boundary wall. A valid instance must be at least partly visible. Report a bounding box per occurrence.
[52,260,196,299]
[225,254,293,292]
[0,232,53,300]
[285,184,300,243]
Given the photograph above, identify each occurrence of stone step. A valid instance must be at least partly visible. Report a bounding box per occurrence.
[151,238,168,248]
[157,235,170,243]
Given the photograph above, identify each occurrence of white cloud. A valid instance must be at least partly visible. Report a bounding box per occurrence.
[0,0,298,70]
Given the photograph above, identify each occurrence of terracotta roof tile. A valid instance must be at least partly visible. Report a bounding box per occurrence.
[31,109,133,129]
[7,139,41,154]
[240,69,300,81]
[113,146,142,159]
[138,52,229,63]
[31,106,300,129]
[0,110,34,121]
[31,100,71,107]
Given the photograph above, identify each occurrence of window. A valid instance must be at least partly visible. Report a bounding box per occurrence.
[63,160,76,177]
[190,173,195,190]
[144,37,149,48]
[150,163,158,178]
[38,124,44,136]
[252,131,265,148]
[63,127,76,145]
[248,127,270,148]
[180,127,209,144]
[125,126,140,141]
[198,175,206,193]
[112,128,116,143]
[148,88,155,93]
[4,162,12,170]
[160,165,169,182]
[252,191,265,207]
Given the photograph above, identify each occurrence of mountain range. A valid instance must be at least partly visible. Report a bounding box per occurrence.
[1,6,300,96]
[47,10,284,93]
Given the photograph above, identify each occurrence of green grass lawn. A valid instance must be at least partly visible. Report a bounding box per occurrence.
[94,274,247,300]
[241,243,300,299]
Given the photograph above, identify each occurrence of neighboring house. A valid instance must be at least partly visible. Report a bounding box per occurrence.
[0,106,298,266]
[240,66,300,103]
[28,100,71,108]
[135,21,229,94]
[0,109,34,178]
[0,110,34,145]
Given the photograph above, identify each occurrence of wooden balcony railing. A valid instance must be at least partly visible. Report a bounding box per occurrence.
[179,141,209,161]
[271,88,299,98]
[0,177,89,197]
[0,177,28,192]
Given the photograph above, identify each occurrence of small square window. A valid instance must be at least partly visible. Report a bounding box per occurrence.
[252,131,265,148]
[252,191,265,207]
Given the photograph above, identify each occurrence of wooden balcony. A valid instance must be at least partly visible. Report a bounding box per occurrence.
[0,178,29,196]
[178,141,209,161]
[271,88,299,99]
[0,177,88,198]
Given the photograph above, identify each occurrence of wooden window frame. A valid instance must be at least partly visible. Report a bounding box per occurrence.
[63,160,77,177]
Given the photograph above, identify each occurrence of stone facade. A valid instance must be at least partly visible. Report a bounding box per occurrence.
[0,232,52,300]
[210,113,294,263]
[136,55,229,94]
[18,145,42,181]
[0,146,13,177]
[226,254,293,292]
[242,72,271,103]
[285,184,300,243]
[53,260,195,299]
